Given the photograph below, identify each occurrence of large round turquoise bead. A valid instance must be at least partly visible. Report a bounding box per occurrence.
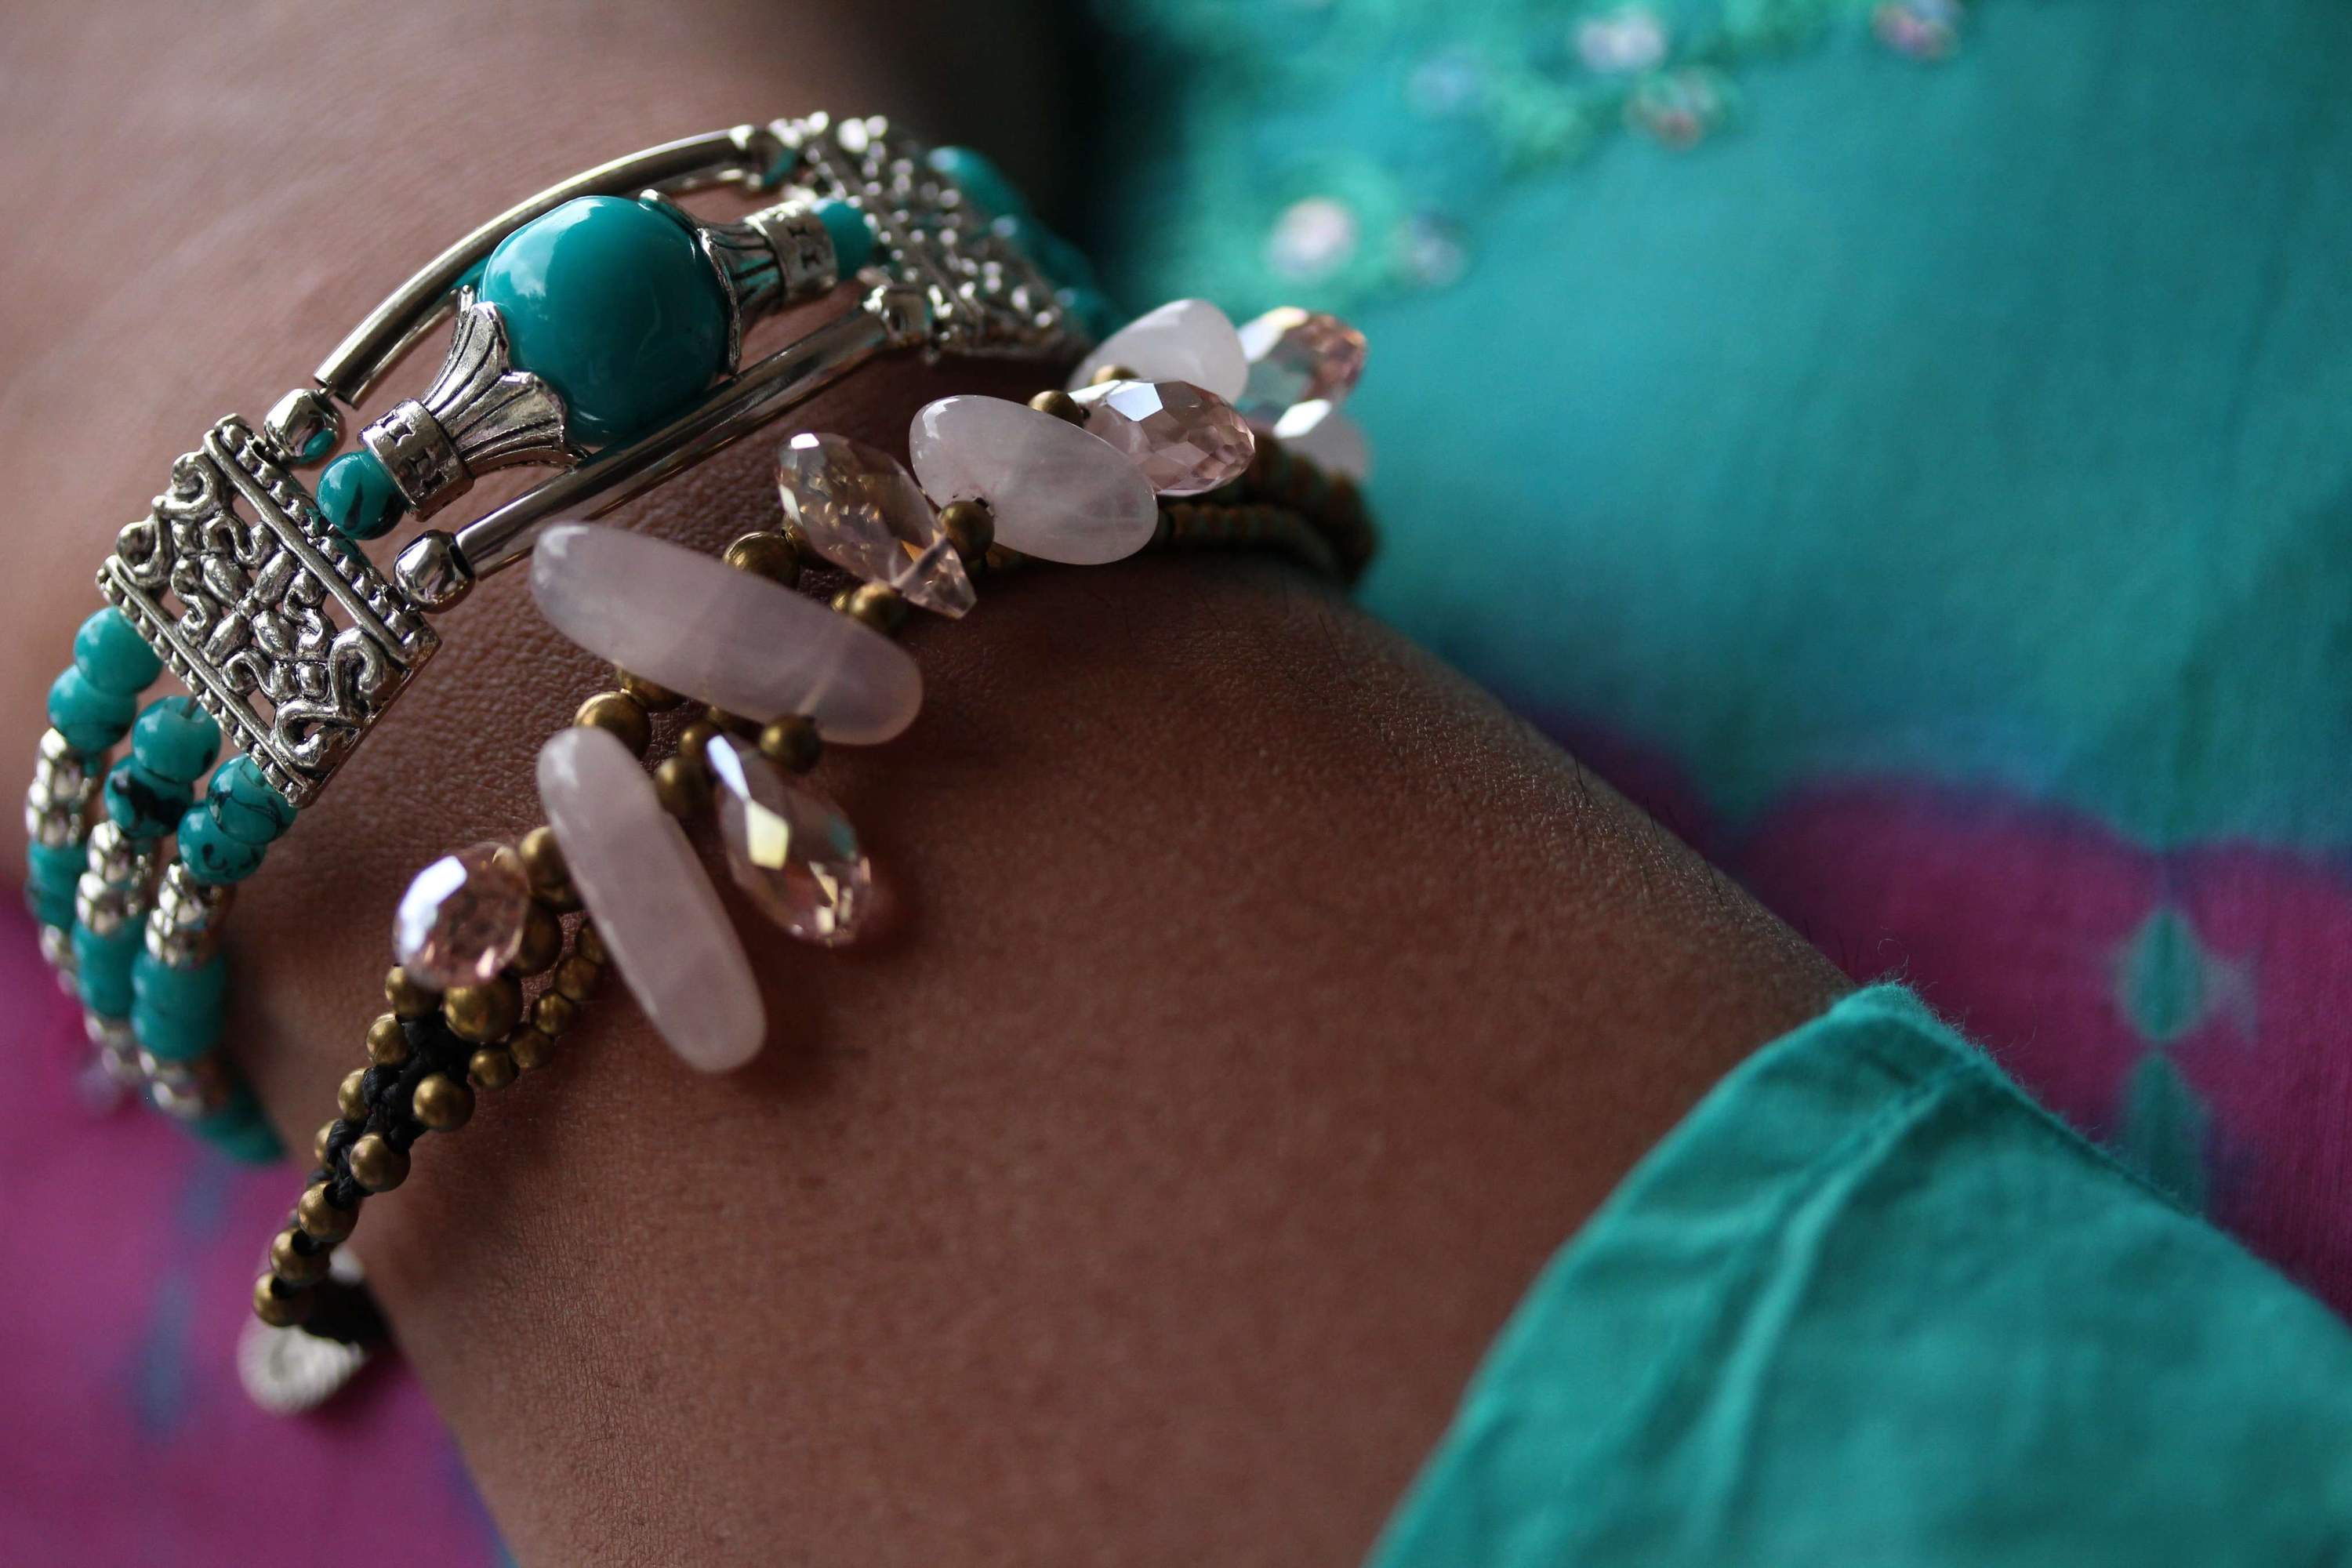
[72,920,140,1017]
[48,666,136,753]
[131,695,221,786]
[178,800,267,884]
[207,756,296,847]
[478,196,731,445]
[74,608,162,695]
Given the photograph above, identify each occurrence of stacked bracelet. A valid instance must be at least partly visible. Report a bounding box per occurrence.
[252,300,1376,1361]
[3,107,1377,1399]
[25,112,1107,1152]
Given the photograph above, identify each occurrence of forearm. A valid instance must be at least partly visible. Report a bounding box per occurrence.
[0,5,1845,1563]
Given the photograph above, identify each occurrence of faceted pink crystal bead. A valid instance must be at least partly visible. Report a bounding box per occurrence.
[1073,379,1256,496]
[706,736,874,946]
[1235,307,1368,428]
[531,523,923,745]
[777,431,975,619]
[909,397,1158,565]
[538,725,764,1073]
[1069,299,1249,401]
[394,842,532,988]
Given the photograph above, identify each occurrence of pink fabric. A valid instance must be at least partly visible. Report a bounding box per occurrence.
[0,898,502,1566]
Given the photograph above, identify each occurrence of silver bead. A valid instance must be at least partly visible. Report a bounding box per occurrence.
[394,530,475,613]
[143,1050,230,1121]
[260,387,343,468]
[147,862,234,967]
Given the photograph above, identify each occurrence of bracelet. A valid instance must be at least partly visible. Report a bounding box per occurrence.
[241,307,1375,1393]
[25,113,1127,1155]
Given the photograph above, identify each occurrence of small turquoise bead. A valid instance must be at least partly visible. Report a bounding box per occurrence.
[73,608,162,695]
[990,214,1095,290]
[27,840,82,927]
[27,837,83,895]
[318,448,408,541]
[72,920,139,1018]
[927,146,1028,219]
[1056,285,1122,340]
[192,1088,285,1165]
[133,991,223,1063]
[103,757,192,840]
[178,801,267,884]
[47,666,136,753]
[206,757,295,846]
[817,199,877,276]
[131,696,221,786]
[135,947,228,1017]
[478,195,731,445]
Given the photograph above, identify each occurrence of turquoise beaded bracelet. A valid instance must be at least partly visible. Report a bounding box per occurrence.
[24,114,1105,1157]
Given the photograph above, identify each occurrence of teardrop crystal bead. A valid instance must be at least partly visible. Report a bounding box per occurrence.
[1073,379,1256,496]
[393,841,532,988]
[776,432,975,619]
[1235,307,1367,428]
[706,737,873,946]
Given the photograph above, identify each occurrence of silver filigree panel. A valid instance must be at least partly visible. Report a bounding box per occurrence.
[777,114,1088,360]
[99,417,437,809]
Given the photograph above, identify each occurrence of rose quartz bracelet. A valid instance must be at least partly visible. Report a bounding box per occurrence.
[245,296,1377,1413]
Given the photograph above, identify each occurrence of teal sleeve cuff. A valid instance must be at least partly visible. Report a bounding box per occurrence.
[1370,985,2352,1568]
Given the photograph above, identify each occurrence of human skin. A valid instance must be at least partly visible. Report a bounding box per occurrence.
[0,3,1846,1563]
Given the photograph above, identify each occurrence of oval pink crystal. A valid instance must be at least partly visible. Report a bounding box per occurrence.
[1073,379,1257,497]
[393,842,531,988]
[706,736,874,946]
[1235,307,1368,428]
[777,431,975,619]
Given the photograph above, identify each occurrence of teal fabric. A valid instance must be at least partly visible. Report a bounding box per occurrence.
[1094,0,2352,851]
[1369,987,2352,1566]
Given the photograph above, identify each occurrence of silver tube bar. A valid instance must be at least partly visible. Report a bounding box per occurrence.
[448,300,899,583]
[315,126,780,404]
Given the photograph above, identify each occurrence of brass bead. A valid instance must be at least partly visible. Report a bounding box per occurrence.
[1089,362,1137,386]
[938,498,995,561]
[366,1012,409,1066]
[575,920,608,967]
[254,1274,312,1328]
[841,582,908,634]
[412,1073,474,1132]
[312,1121,339,1168]
[705,706,760,739]
[757,715,822,774]
[385,965,440,1020]
[296,1181,358,1243]
[616,667,687,711]
[553,953,602,1003]
[510,1028,557,1073]
[518,825,567,892]
[337,1068,369,1122]
[469,1047,519,1091]
[270,1229,329,1287]
[723,530,802,586]
[444,975,523,1044]
[532,990,580,1037]
[1029,388,1088,425]
[677,719,720,762]
[513,901,564,975]
[575,689,652,757]
[654,755,712,818]
[347,1133,410,1192]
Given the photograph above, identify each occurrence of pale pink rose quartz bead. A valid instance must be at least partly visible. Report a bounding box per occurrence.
[529,523,923,745]
[909,397,1158,565]
[537,724,766,1073]
[1069,298,1250,401]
